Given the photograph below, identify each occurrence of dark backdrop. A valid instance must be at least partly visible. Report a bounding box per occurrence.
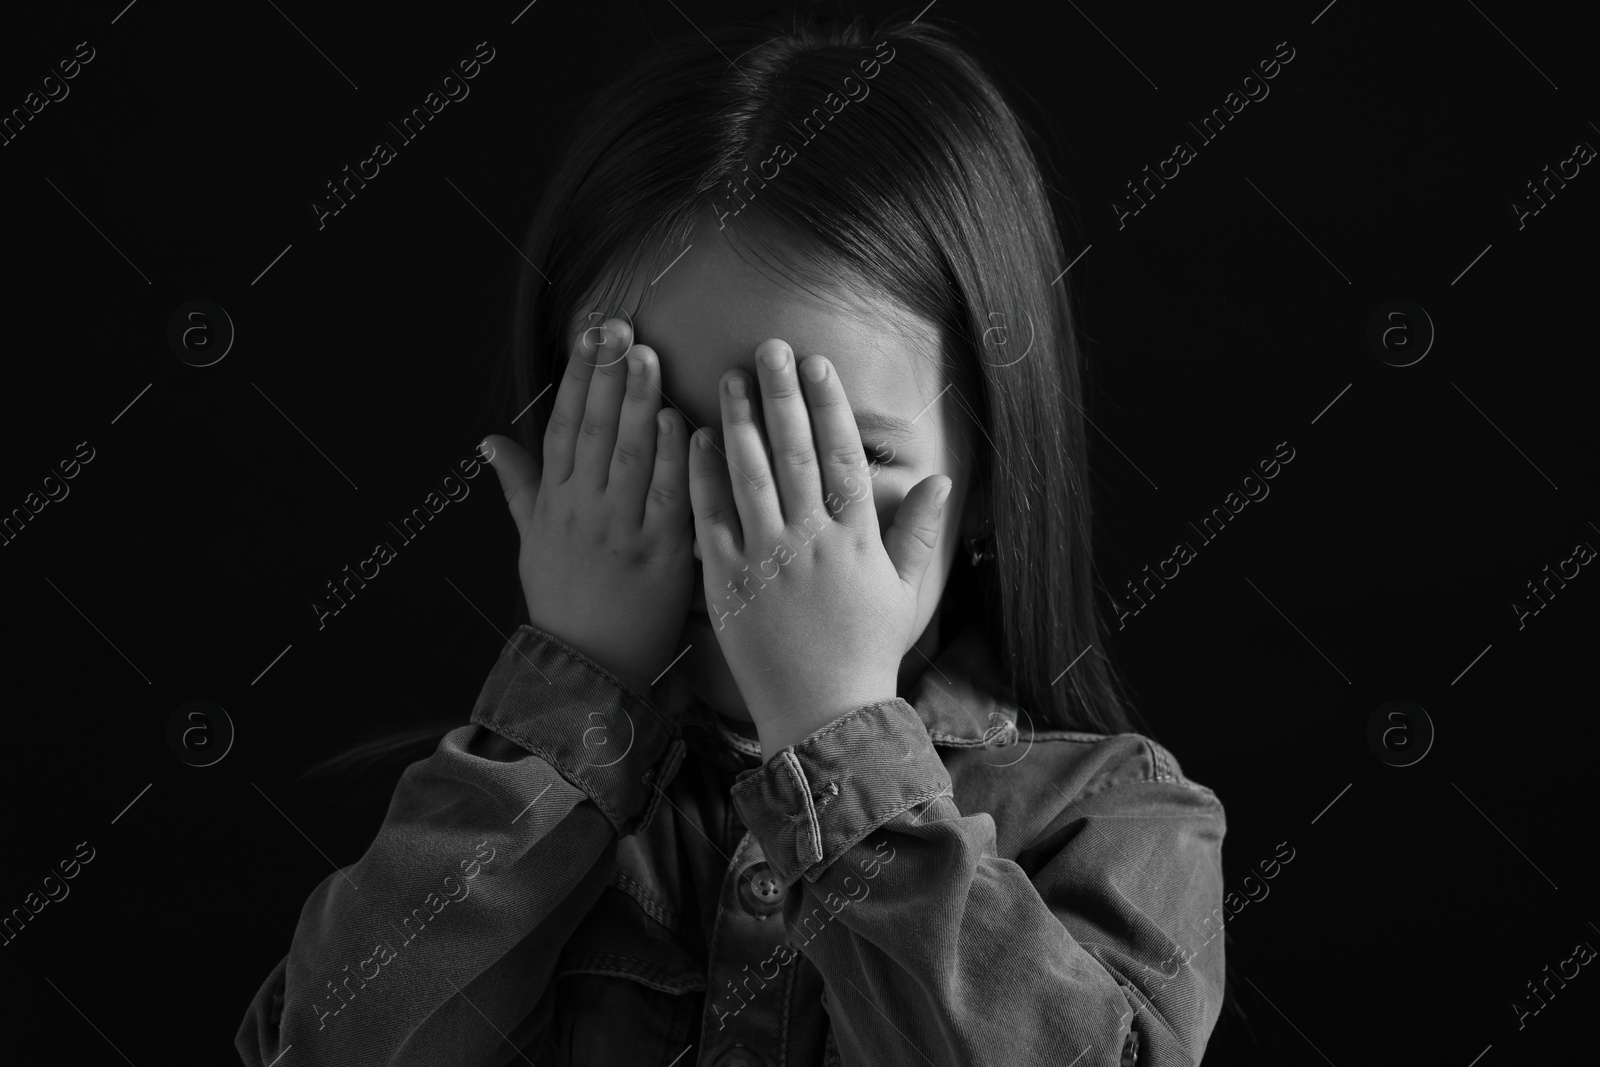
[1,0,1595,1063]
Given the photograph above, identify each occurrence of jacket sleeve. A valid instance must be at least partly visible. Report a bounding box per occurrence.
[235,624,687,1067]
[729,699,1226,1067]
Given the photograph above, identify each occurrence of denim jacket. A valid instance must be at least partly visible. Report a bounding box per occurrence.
[236,621,1227,1066]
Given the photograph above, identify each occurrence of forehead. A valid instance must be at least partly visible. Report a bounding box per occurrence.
[588,226,948,439]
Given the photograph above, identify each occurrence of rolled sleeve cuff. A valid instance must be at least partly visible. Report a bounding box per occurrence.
[729,698,951,884]
[469,623,686,838]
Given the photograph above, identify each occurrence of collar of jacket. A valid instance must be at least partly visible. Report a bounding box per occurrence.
[659,622,1026,759]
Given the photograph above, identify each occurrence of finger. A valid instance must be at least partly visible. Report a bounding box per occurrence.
[750,339,822,526]
[571,317,634,487]
[720,368,785,542]
[688,426,743,557]
[542,325,604,486]
[884,475,951,589]
[797,354,878,533]
[643,404,692,536]
[607,344,663,516]
[578,310,634,365]
[480,434,540,540]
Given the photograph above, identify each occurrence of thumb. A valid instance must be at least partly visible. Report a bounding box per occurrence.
[884,475,951,590]
[479,433,540,540]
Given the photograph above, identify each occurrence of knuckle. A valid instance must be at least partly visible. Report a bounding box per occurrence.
[580,414,610,438]
[613,439,643,466]
[649,481,682,508]
[546,410,575,438]
[764,378,802,402]
[824,444,864,469]
[780,443,817,469]
[612,540,649,567]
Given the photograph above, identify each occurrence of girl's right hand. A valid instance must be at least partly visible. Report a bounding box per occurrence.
[481,317,695,697]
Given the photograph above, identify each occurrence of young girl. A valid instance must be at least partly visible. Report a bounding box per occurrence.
[238,12,1227,1066]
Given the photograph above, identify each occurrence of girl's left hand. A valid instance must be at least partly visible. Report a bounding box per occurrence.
[687,338,954,759]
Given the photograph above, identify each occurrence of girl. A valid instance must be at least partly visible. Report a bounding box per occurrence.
[238,11,1228,1066]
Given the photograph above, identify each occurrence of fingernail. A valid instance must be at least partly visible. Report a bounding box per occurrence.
[697,430,713,450]
[627,353,643,376]
[760,343,789,370]
[726,375,746,398]
[932,480,952,508]
[802,356,827,383]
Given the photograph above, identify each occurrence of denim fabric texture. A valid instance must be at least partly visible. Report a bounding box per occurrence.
[236,621,1227,1066]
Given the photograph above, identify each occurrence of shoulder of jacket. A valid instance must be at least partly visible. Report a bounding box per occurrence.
[1020,730,1221,807]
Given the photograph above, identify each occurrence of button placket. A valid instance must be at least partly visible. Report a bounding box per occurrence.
[699,832,792,1067]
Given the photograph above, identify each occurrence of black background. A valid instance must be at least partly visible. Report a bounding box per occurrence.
[1,0,1595,1063]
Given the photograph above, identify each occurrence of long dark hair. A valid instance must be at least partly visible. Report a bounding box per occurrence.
[295,8,1245,1035]
[302,10,1141,780]
[519,6,1142,723]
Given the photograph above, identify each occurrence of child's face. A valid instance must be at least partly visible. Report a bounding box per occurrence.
[580,218,977,725]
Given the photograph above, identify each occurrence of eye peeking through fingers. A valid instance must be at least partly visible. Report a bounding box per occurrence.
[864,441,896,468]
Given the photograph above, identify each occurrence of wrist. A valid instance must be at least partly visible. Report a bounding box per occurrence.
[756,693,896,761]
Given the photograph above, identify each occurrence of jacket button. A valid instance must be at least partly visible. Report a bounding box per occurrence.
[736,860,786,918]
[711,1043,769,1067]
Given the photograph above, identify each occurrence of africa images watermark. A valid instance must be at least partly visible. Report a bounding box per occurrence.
[310,838,497,1031]
[1510,931,1595,1032]
[1508,134,1595,231]
[710,838,897,1030]
[0,840,97,949]
[0,39,96,149]
[703,443,895,631]
[310,41,497,230]
[1111,40,1297,230]
[0,440,96,549]
[1108,440,1297,629]
[714,39,897,230]
[1508,524,1594,631]
[1143,839,1296,993]
[309,440,496,630]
